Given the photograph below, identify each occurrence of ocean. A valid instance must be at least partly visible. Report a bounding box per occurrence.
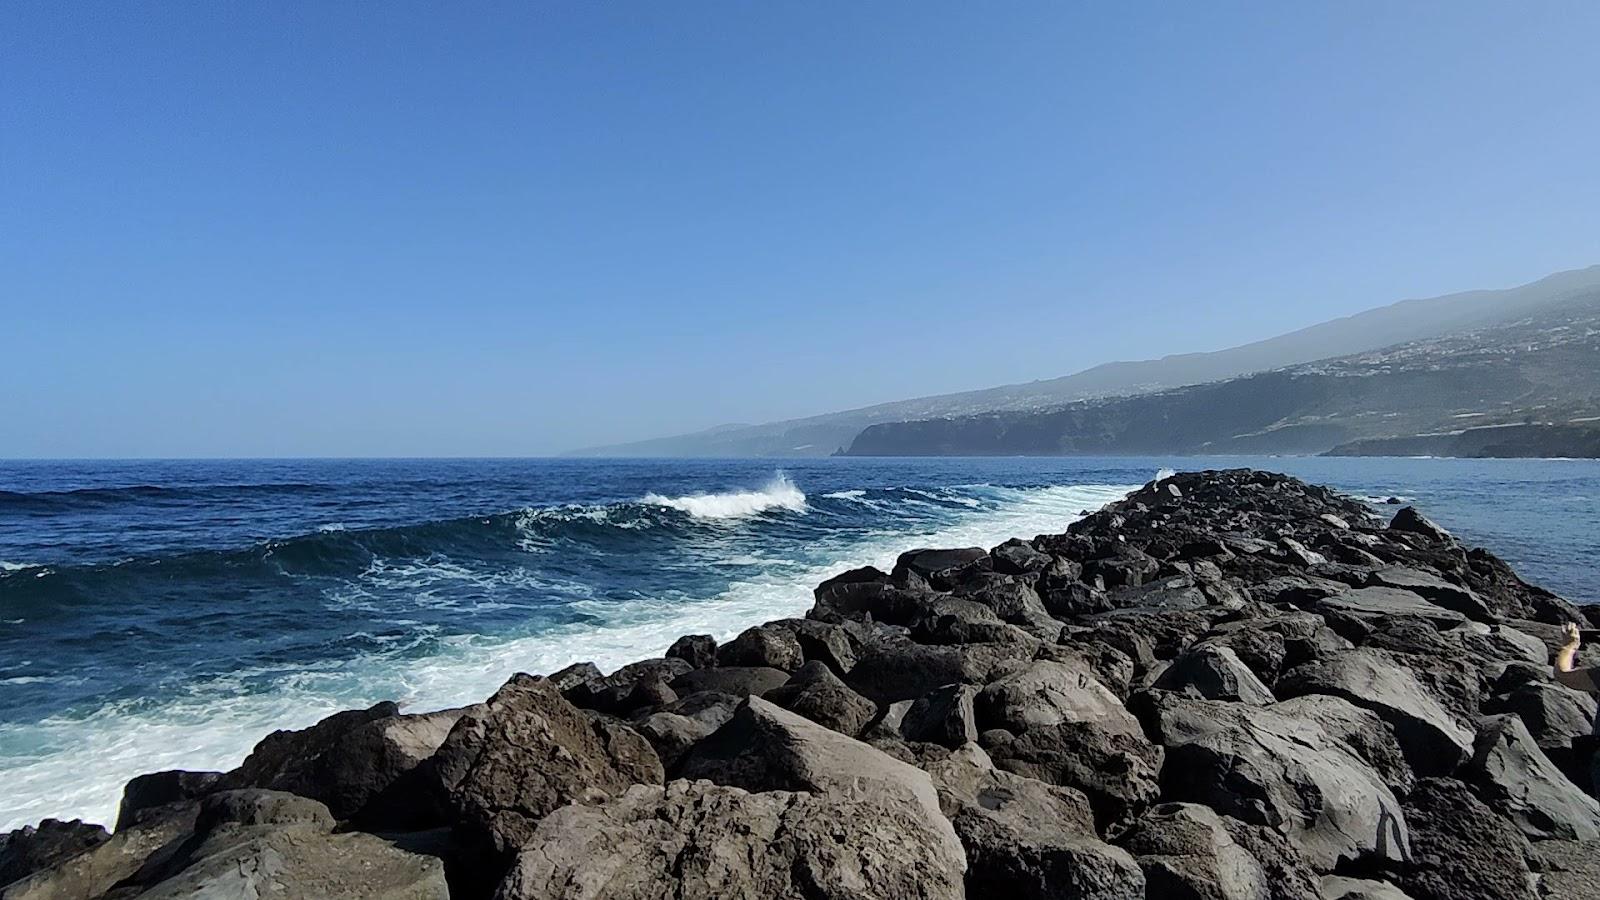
[2,455,1598,830]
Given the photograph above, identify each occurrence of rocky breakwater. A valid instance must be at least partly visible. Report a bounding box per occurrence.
[6,469,1600,899]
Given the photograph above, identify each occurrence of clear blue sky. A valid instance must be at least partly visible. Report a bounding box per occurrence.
[5,3,1599,457]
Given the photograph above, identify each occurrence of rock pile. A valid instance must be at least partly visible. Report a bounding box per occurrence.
[5,469,1599,899]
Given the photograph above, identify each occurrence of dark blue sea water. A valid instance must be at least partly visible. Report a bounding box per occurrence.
[2,456,1597,829]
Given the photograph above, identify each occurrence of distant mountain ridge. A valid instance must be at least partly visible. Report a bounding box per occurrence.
[844,289,1600,457]
[568,265,1600,457]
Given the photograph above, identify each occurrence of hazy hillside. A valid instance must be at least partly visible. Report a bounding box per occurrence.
[569,265,1600,457]
[844,291,1600,457]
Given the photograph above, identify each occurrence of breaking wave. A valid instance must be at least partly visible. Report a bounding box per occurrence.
[642,474,807,519]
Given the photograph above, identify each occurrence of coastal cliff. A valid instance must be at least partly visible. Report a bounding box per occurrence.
[5,470,1599,899]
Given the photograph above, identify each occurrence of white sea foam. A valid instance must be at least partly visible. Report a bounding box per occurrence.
[0,561,39,572]
[0,479,1135,830]
[642,473,807,519]
[1155,467,1177,482]
[821,489,866,500]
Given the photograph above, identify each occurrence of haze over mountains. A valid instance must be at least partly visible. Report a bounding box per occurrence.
[572,266,1600,458]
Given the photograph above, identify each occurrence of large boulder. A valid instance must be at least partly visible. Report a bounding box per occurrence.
[116,770,222,831]
[1312,588,1467,629]
[675,697,964,869]
[494,780,965,900]
[563,658,694,714]
[894,547,989,587]
[1464,714,1600,841]
[900,683,980,748]
[429,674,663,860]
[716,624,804,671]
[984,721,1163,833]
[634,691,741,771]
[1366,567,1492,621]
[1320,876,1417,899]
[928,744,1143,900]
[1388,778,1534,900]
[0,820,109,889]
[975,659,1140,736]
[761,661,877,737]
[845,636,1034,704]
[1118,802,1318,900]
[1,807,196,900]
[1152,644,1276,705]
[1134,692,1409,872]
[122,790,447,900]
[670,665,790,698]
[1276,648,1473,775]
[1528,838,1600,900]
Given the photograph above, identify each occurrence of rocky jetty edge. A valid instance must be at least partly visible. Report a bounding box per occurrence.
[6,469,1600,900]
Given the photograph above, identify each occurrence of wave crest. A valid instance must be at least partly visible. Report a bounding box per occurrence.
[643,474,807,520]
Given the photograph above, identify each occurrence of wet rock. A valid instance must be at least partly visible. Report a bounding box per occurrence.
[495,780,965,900]
[1153,644,1276,704]
[1465,713,1600,841]
[762,660,877,736]
[429,674,663,860]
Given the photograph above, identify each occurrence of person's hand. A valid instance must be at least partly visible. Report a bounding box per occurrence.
[1562,622,1582,651]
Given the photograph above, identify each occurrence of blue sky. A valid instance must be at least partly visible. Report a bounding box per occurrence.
[4,2,1599,457]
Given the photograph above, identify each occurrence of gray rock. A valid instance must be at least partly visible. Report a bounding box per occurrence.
[133,791,446,900]
[975,659,1140,736]
[900,683,980,748]
[1367,567,1492,621]
[1320,876,1417,899]
[665,634,716,668]
[761,661,878,736]
[1388,507,1452,543]
[894,547,989,586]
[116,770,222,831]
[1277,648,1473,775]
[429,674,663,859]
[1135,692,1409,872]
[928,744,1141,900]
[1119,802,1317,900]
[1528,837,1600,900]
[1465,714,1600,841]
[1313,587,1467,629]
[1,807,196,900]
[992,538,1053,576]
[1153,644,1276,705]
[846,636,1034,704]
[670,665,790,698]
[494,780,965,900]
[0,820,110,889]
[674,697,965,867]
[633,691,741,771]
[986,721,1164,833]
[1392,778,1534,900]
[717,624,805,671]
